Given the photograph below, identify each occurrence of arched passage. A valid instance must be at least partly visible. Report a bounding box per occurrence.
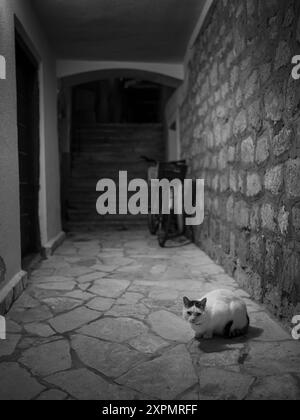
[60,68,182,90]
[58,69,180,230]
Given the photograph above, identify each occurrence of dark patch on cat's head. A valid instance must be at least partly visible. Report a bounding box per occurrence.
[195,298,207,311]
[183,297,194,308]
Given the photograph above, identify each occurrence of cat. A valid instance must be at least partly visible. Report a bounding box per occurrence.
[183,289,249,339]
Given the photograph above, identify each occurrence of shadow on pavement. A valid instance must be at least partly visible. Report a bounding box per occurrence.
[195,326,264,353]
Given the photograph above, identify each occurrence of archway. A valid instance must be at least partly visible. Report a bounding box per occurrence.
[58,69,180,230]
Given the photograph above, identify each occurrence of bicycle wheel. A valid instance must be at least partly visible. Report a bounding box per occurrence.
[148,214,159,235]
[158,214,171,248]
[176,213,185,235]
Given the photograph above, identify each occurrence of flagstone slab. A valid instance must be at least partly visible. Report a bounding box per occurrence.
[29,289,63,300]
[49,307,101,333]
[197,349,241,370]
[78,317,148,343]
[117,345,198,399]
[13,293,40,309]
[179,390,200,400]
[148,310,194,342]
[0,363,45,400]
[19,340,71,377]
[243,341,300,376]
[101,257,134,267]
[71,334,146,378]
[55,267,94,278]
[6,320,22,333]
[246,374,300,400]
[46,368,148,400]
[199,368,254,400]
[128,333,169,354]
[31,276,73,285]
[117,292,144,305]
[249,311,290,341]
[77,272,107,283]
[79,283,91,291]
[106,303,150,320]
[18,336,61,350]
[9,306,53,324]
[85,297,115,311]
[75,258,98,267]
[64,290,95,301]
[0,334,21,357]
[89,279,130,298]
[116,265,144,274]
[148,290,179,301]
[42,297,82,314]
[37,389,68,400]
[90,264,120,273]
[36,281,76,291]
[24,323,55,338]
[150,265,168,275]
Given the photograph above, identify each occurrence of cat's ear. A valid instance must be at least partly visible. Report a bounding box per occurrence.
[196,298,207,311]
[183,297,192,308]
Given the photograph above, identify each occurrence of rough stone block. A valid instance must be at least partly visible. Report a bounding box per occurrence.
[261,203,277,232]
[286,159,300,198]
[230,65,239,89]
[274,41,292,70]
[244,70,259,100]
[278,206,289,236]
[228,146,236,162]
[264,85,284,122]
[249,235,264,273]
[260,63,272,85]
[256,134,270,164]
[247,173,262,197]
[248,100,262,131]
[250,205,261,231]
[241,136,255,164]
[233,110,247,136]
[292,206,300,236]
[226,195,235,222]
[229,168,238,192]
[264,165,283,195]
[271,127,292,156]
[234,201,249,228]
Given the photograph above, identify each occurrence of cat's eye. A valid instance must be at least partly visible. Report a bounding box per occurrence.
[187,312,192,316]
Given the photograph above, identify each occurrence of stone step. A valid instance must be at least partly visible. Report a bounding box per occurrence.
[67,212,147,223]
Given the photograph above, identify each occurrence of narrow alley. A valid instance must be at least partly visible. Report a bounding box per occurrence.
[0,228,299,400]
[1,0,300,402]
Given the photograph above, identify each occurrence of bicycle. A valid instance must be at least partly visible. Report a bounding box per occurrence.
[141,156,187,247]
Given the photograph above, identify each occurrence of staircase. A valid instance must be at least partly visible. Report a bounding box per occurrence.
[66,124,164,230]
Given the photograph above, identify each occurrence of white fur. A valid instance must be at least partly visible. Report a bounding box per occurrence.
[183,289,249,339]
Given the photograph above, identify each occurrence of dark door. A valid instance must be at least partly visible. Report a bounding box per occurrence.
[15,34,40,262]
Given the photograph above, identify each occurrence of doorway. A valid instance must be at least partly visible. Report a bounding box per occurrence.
[15,33,40,264]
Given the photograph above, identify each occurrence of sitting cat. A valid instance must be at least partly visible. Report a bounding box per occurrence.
[183,289,249,339]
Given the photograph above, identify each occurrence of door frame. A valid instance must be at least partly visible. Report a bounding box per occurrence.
[15,23,41,266]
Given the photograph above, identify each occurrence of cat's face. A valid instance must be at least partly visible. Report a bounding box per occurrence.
[182,297,207,325]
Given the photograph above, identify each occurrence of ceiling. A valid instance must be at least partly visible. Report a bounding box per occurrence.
[31,0,205,63]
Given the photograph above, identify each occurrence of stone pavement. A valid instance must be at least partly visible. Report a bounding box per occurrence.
[0,228,300,400]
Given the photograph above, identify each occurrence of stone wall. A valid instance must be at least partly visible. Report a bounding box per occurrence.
[180,0,300,321]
